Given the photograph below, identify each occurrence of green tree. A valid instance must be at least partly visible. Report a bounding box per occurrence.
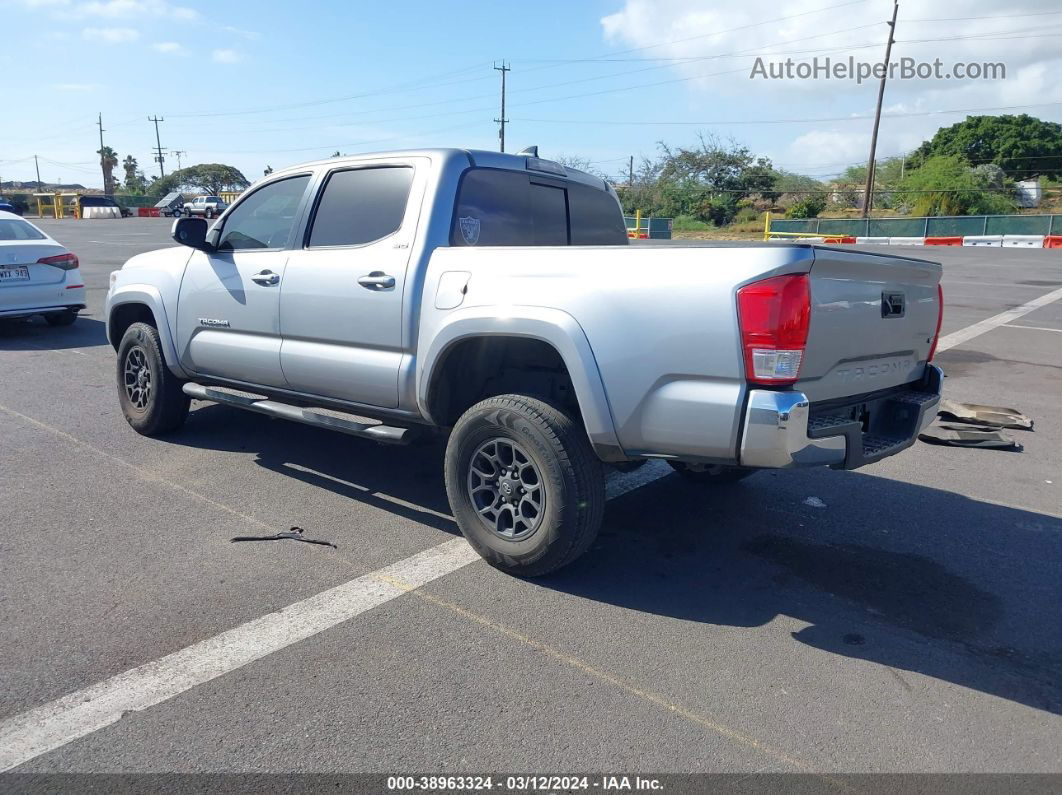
[896,155,1017,216]
[98,145,119,196]
[149,163,251,197]
[121,155,147,194]
[908,114,1062,179]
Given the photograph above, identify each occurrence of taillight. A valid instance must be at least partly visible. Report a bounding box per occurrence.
[37,252,79,270]
[927,283,944,361]
[737,273,811,386]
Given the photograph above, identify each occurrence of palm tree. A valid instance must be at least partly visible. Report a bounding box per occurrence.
[98,146,119,196]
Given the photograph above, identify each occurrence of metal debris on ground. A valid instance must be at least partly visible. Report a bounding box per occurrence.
[230,526,337,548]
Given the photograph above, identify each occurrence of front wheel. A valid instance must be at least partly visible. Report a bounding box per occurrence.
[445,395,605,577]
[116,322,190,436]
[668,461,756,484]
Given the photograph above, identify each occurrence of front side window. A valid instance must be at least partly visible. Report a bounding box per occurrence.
[217,175,310,251]
[308,166,413,247]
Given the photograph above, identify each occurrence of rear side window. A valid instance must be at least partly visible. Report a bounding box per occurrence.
[308,166,414,247]
[0,219,46,240]
[452,167,626,247]
[452,168,531,246]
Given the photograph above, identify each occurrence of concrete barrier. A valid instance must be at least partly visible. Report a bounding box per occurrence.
[1002,235,1046,248]
[1044,236,1062,249]
[889,237,925,246]
[963,235,1004,247]
[924,236,963,246]
[856,237,890,245]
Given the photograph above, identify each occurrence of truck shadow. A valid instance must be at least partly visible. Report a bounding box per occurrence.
[167,404,1062,715]
[0,315,109,350]
[545,470,1062,715]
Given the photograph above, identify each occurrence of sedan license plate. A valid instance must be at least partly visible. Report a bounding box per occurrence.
[0,266,30,283]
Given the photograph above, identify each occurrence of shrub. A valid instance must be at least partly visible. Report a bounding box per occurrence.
[785,195,827,219]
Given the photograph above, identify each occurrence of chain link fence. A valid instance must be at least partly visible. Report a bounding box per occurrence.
[772,214,1062,237]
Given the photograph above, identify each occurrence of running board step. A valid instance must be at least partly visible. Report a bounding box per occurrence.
[181,383,413,444]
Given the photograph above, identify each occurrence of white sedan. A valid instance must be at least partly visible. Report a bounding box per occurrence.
[0,211,85,326]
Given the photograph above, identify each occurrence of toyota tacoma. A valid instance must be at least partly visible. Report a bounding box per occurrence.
[106,148,944,575]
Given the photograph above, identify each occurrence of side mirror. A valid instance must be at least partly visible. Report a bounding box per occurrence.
[172,217,213,251]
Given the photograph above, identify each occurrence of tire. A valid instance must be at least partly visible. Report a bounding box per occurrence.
[184,208,192,217]
[668,461,756,484]
[116,321,189,436]
[205,208,214,220]
[445,395,605,577]
[44,309,78,327]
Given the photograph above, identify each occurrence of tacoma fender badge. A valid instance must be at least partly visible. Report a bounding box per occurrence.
[198,318,230,327]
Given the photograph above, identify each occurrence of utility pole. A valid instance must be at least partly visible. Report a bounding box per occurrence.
[97,112,110,195]
[494,61,510,153]
[34,155,41,189]
[172,150,186,170]
[861,0,898,218]
[148,115,166,178]
[628,155,634,188]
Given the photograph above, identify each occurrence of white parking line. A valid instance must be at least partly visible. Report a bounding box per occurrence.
[0,539,480,772]
[0,461,668,772]
[1003,324,1062,335]
[936,285,1062,353]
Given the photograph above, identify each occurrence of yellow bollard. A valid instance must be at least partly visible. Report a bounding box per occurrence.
[763,210,771,241]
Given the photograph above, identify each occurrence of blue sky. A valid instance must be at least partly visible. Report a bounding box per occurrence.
[3,0,1060,189]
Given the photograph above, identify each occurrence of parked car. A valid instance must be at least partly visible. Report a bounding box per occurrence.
[183,196,228,219]
[0,210,85,325]
[79,195,131,218]
[0,197,23,215]
[106,148,943,576]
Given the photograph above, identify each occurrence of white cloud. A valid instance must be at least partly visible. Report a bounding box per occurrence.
[212,48,243,64]
[222,26,261,40]
[81,26,140,44]
[601,0,1062,102]
[603,0,1062,173]
[152,41,185,54]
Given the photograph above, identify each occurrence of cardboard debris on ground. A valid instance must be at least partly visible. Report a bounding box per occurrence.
[937,399,1034,430]
[918,400,1033,451]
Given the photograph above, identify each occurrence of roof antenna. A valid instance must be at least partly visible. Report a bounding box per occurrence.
[516,145,538,157]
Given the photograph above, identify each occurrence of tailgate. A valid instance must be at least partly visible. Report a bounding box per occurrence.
[797,247,942,402]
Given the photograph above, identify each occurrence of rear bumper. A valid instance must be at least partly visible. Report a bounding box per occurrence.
[0,303,85,320]
[739,365,942,470]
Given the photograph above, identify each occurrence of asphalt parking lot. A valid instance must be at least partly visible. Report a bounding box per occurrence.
[1,218,1060,774]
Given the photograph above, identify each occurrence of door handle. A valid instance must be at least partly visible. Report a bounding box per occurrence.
[251,270,280,286]
[357,271,396,290]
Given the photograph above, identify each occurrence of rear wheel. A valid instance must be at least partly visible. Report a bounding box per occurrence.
[668,461,755,484]
[205,208,214,219]
[44,309,78,327]
[445,395,604,577]
[116,322,189,436]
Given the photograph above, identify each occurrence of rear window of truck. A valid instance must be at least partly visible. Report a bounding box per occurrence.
[451,167,626,247]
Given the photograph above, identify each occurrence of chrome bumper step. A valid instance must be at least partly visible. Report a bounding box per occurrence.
[181,383,413,444]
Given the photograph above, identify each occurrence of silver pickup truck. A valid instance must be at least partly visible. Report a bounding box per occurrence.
[106,148,943,575]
